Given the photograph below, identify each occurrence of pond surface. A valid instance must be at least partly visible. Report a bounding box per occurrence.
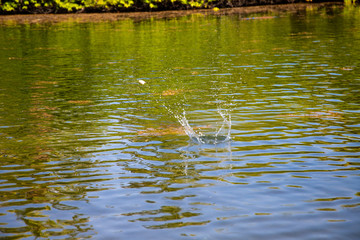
[1,5,360,239]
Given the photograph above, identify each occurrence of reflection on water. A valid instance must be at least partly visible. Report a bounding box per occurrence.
[1,4,360,239]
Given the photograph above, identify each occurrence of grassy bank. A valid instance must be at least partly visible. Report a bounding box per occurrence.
[0,0,344,14]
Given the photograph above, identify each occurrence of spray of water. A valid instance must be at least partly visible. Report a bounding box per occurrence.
[139,78,232,144]
[174,108,231,144]
[216,107,232,142]
[175,111,205,144]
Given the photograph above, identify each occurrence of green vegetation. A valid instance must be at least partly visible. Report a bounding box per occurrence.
[1,0,358,14]
[0,0,304,14]
[344,0,358,5]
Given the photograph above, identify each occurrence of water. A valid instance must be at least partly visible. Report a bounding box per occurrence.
[1,4,360,239]
[174,108,231,144]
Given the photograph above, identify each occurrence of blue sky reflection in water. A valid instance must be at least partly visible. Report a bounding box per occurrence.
[0,5,360,239]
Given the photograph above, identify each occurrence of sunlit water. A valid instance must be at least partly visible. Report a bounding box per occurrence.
[1,5,360,239]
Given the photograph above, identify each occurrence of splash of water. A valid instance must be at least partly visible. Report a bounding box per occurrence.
[157,89,232,144]
[174,108,231,145]
[216,107,232,142]
[139,78,232,144]
[175,111,204,144]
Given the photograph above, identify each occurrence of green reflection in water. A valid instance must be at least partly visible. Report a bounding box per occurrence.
[0,4,360,239]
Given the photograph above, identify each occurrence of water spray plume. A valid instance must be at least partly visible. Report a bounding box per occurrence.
[142,78,232,144]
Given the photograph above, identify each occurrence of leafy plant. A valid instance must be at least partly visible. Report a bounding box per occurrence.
[0,0,324,14]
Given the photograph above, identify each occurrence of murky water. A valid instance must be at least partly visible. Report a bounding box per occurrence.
[1,5,360,239]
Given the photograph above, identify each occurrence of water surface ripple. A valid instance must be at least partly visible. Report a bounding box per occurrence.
[0,5,360,239]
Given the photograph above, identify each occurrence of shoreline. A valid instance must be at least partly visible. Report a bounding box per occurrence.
[0,2,344,25]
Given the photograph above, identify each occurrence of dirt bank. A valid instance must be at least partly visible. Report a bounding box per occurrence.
[0,2,343,25]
